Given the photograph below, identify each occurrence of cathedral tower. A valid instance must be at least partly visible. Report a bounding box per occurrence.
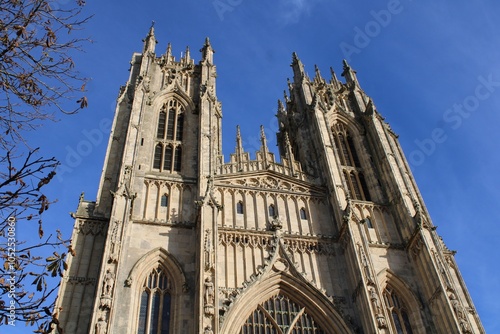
[55,27,484,334]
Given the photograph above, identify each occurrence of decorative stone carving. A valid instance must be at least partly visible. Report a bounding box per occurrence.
[108,220,122,263]
[269,215,283,231]
[95,316,107,334]
[204,229,214,271]
[77,220,105,236]
[102,269,115,297]
[358,244,373,284]
[449,293,472,333]
[204,277,215,315]
[369,288,387,329]
[204,325,213,334]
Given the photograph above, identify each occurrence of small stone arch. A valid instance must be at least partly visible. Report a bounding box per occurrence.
[220,272,354,334]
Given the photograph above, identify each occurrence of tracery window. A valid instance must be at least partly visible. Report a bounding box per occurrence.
[333,123,371,201]
[137,267,172,334]
[153,99,184,172]
[384,287,414,334]
[240,294,325,334]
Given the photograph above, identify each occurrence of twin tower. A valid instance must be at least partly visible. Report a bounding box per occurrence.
[55,26,484,333]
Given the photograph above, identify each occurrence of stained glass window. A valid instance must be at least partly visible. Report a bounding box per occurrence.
[384,287,414,334]
[240,294,325,334]
[137,267,171,334]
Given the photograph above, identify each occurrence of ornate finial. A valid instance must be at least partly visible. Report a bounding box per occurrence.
[342,59,349,69]
[260,125,266,142]
[200,36,215,62]
[283,90,289,103]
[204,37,211,47]
[166,42,172,58]
[278,99,285,113]
[260,125,269,159]
[236,125,241,139]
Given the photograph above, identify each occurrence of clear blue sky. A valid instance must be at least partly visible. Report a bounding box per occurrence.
[10,0,500,332]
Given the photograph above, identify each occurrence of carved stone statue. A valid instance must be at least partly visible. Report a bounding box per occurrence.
[204,325,213,334]
[95,317,107,334]
[204,277,215,306]
[102,269,115,296]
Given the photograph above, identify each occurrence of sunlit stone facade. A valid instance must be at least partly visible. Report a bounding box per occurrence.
[55,26,484,334]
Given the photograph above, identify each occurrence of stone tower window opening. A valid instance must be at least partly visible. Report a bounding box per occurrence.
[300,208,307,220]
[365,217,373,229]
[160,194,169,207]
[137,266,172,334]
[333,123,370,201]
[384,287,414,334]
[153,99,185,172]
[237,201,244,215]
[269,204,276,217]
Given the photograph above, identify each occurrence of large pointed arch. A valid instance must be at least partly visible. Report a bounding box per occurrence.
[378,269,426,334]
[220,272,354,334]
[126,247,188,334]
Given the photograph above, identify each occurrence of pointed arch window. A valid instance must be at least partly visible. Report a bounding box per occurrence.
[160,194,169,207]
[299,208,307,220]
[333,123,371,201]
[237,201,244,215]
[153,99,185,173]
[240,294,325,334]
[384,287,414,334]
[365,217,374,229]
[268,204,276,218]
[137,267,172,334]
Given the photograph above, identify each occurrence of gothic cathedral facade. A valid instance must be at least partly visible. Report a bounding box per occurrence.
[55,26,484,334]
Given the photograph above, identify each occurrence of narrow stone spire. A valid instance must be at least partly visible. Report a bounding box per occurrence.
[142,21,157,54]
[277,99,286,115]
[184,46,191,64]
[164,42,173,63]
[314,64,325,84]
[283,90,290,103]
[330,66,341,89]
[291,52,306,82]
[200,37,215,64]
[283,131,296,175]
[235,125,244,170]
[260,125,269,163]
[342,59,360,87]
[236,125,243,155]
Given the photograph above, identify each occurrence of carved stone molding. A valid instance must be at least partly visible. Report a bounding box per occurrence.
[77,220,106,236]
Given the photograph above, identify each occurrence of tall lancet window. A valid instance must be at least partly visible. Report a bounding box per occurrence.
[137,267,172,334]
[153,99,185,172]
[384,287,414,334]
[332,123,371,201]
